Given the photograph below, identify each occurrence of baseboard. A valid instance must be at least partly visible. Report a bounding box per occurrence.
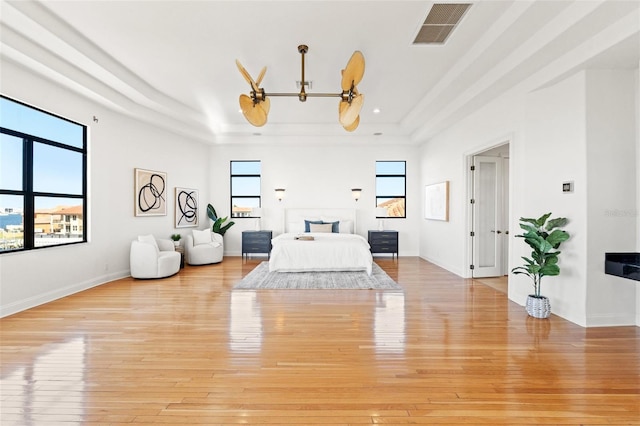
[508,290,638,328]
[585,313,639,327]
[419,255,464,277]
[0,269,129,318]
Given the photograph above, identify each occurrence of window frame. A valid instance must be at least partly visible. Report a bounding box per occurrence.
[375,160,406,219]
[229,160,261,218]
[0,95,87,253]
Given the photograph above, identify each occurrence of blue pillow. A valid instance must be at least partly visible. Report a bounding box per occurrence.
[323,221,339,233]
[304,219,323,232]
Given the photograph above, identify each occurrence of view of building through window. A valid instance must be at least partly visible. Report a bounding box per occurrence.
[0,96,87,252]
[230,160,261,218]
[376,161,406,218]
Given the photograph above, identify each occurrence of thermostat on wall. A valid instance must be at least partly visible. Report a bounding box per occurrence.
[562,181,574,193]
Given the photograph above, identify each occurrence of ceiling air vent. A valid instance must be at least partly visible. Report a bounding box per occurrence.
[413,3,471,44]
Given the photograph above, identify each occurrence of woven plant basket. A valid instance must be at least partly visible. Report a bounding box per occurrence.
[526,295,551,319]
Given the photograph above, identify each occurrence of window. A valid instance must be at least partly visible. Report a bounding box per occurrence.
[0,95,87,253]
[376,161,406,218]
[230,160,261,218]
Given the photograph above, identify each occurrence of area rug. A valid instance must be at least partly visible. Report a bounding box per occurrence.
[233,262,402,290]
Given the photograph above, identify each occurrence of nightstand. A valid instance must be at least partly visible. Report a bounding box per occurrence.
[242,230,273,260]
[368,230,398,259]
[174,245,185,268]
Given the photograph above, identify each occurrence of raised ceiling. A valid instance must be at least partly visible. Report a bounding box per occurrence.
[1,1,638,144]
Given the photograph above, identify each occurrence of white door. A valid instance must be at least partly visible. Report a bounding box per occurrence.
[471,155,504,278]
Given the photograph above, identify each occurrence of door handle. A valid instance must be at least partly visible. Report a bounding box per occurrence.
[491,230,502,234]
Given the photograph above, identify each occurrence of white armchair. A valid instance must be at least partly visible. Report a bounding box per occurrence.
[184,229,224,265]
[130,235,181,279]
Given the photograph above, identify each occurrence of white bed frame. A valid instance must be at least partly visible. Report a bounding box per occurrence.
[283,208,357,234]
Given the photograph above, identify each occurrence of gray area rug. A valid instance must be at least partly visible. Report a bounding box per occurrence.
[233,262,402,290]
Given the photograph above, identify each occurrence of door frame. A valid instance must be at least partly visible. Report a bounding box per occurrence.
[464,137,512,279]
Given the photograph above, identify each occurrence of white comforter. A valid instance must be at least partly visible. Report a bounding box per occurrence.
[269,233,373,275]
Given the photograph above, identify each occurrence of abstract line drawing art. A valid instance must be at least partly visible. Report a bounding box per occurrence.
[175,187,199,228]
[424,181,449,221]
[134,168,167,216]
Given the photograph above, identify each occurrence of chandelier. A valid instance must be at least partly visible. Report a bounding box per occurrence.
[236,45,365,132]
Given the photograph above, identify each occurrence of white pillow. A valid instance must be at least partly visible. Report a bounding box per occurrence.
[338,220,354,234]
[309,223,333,233]
[138,234,159,253]
[321,216,354,234]
[192,229,212,246]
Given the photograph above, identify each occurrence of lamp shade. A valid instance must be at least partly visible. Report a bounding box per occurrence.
[375,207,387,231]
[252,207,262,231]
[351,188,362,201]
[275,188,285,201]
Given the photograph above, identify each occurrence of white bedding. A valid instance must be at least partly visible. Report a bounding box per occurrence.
[269,232,373,275]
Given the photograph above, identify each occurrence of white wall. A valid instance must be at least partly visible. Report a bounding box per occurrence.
[419,69,639,327]
[208,140,421,256]
[522,72,588,325]
[636,64,640,325]
[419,91,526,277]
[585,70,637,326]
[0,61,211,317]
[637,63,640,251]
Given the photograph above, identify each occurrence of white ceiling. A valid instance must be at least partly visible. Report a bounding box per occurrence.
[1,1,638,144]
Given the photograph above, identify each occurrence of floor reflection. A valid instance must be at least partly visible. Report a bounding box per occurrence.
[228,291,263,353]
[228,290,406,356]
[2,337,85,424]
[374,292,405,354]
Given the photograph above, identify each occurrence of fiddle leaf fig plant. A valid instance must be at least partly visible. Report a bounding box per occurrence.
[511,213,570,298]
[206,204,235,236]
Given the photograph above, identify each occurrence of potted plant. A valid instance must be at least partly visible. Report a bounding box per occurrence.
[511,213,570,319]
[170,233,181,247]
[206,204,235,236]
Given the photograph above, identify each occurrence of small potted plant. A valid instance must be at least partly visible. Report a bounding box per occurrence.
[512,213,570,319]
[170,233,181,247]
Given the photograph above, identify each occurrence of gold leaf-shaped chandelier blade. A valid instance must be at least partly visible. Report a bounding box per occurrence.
[239,94,267,127]
[343,115,360,132]
[256,66,267,86]
[261,97,271,115]
[236,59,258,92]
[339,93,364,127]
[341,51,365,92]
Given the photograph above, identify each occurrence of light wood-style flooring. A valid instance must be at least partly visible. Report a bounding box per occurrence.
[473,275,508,294]
[1,256,638,425]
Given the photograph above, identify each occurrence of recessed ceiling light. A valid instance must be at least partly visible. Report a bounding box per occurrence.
[373,108,381,114]
[374,132,383,136]
[253,132,262,136]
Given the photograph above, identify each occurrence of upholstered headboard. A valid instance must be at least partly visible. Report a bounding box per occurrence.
[284,208,357,234]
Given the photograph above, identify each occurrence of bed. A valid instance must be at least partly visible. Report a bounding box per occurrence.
[269,208,373,275]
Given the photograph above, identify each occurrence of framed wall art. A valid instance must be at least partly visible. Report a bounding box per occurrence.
[175,187,199,228]
[424,181,449,221]
[134,168,167,216]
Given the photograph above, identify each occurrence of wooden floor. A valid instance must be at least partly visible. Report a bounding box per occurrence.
[473,276,508,294]
[1,257,638,425]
